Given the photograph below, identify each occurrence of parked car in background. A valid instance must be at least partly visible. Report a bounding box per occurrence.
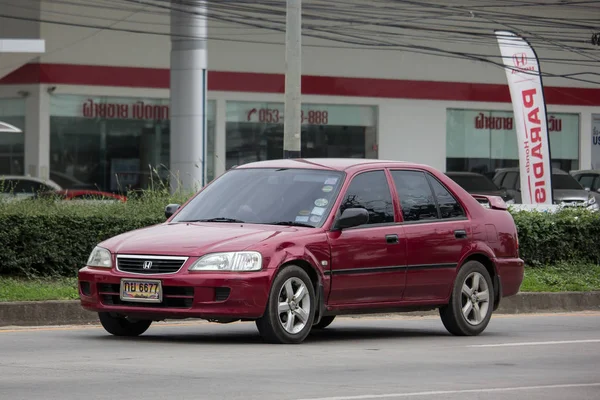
[445,171,514,205]
[492,167,598,210]
[78,158,524,344]
[0,175,62,201]
[570,170,600,202]
[35,189,127,203]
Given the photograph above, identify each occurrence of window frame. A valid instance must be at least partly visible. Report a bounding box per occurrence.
[331,168,398,230]
[388,168,469,225]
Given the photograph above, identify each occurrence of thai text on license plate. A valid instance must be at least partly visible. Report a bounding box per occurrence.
[120,279,162,303]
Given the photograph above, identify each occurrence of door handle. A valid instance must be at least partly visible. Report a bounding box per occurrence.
[385,234,399,244]
[454,229,467,239]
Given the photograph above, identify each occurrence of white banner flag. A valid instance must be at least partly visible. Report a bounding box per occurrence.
[495,30,553,205]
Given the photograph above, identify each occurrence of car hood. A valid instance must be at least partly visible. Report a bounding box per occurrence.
[553,189,590,202]
[100,222,311,257]
[468,189,512,200]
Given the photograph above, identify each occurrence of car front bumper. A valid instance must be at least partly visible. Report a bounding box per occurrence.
[78,267,271,320]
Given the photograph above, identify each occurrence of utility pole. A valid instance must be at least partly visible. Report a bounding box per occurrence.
[283,0,302,159]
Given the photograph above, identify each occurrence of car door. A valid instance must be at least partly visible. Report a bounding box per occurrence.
[326,169,407,305]
[389,169,470,302]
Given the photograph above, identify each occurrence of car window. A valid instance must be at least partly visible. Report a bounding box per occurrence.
[503,172,518,190]
[447,174,499,192]
[171,168,345,227]
[339,170,395,225]
[0,179,48,194]
[577,175,596,190]
[552,174,584,190]
[390,170,438,222]
[427,174,466,219]
[492,173,504,187]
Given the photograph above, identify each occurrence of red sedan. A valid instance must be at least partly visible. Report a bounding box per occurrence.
[78,159,524,344]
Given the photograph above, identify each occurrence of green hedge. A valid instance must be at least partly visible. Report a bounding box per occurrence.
[1,194,599,277]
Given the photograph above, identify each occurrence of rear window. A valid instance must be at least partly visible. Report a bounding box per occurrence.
[552,174,584,190]
[447,174,499,192]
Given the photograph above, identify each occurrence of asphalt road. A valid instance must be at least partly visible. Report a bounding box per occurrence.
[1,312,599,400]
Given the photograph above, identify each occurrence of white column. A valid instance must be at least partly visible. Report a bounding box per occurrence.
[214,98,227,178]
[579,110,593,170]
[283,0,302,158]
[24,85,50,180]
[170,0,208,192]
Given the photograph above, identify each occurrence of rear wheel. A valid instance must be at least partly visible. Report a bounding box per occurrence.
[98,312,152,337]
[256,265,316,344]
[313,315,336,330]
[440,261,494,336]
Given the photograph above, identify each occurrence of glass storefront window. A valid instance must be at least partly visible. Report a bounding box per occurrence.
[446,108,580,176]
[0,98,25,176]
[225,101,378,168]
[50,95,216,192]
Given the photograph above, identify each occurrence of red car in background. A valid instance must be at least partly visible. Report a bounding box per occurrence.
[38,189,127,203]
[78,158,524,344]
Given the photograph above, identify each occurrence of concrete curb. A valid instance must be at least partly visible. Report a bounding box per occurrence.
[1,292,599,327]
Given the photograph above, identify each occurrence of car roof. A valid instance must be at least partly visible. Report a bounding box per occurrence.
[233,158,430,172]
[0,175,62,187]
[494,167,570,175]
[571,169,600,175]
[445,171,487,177]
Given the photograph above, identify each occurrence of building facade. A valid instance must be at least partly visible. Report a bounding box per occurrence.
[1,1,599,192]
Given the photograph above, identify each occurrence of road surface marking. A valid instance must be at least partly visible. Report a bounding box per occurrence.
[467,339,600,348]
[295,383,600,400]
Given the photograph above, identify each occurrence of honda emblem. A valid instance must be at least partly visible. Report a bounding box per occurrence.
[143,261,153,270]
[513,52,527,68]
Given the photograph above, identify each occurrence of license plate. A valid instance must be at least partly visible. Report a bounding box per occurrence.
[120,279,162,303]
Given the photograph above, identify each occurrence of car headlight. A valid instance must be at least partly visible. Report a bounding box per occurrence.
[506,198,515,205]
[586,195,597,208]
[189,251,262,272]
[87,246,113,268]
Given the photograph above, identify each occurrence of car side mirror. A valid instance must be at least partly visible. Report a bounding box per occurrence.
[165,204,180,219]
[333,208,369,230]
[584,187,591,191]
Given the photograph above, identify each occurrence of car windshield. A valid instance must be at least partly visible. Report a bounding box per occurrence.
[448,174,500,192]
[552,174,584,190]
[171,168,345,227]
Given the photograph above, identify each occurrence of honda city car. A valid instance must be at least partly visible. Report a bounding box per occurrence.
[493,167,599,210]
[78,159,524,344]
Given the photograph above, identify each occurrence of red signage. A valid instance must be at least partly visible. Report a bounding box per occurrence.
[474,113,562,132]
[246,108,329,125]
[82,99,169,120]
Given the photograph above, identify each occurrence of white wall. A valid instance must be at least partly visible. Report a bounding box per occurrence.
[37,2,599,88]
[43,84,598,175]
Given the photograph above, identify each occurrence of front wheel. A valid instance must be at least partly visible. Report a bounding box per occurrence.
[98,312,152,337]
[439,261,494,336]
[256,265,316,344]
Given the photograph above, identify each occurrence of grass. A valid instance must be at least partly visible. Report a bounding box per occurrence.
[1,262,599,302]
[0,277,79,302]
[520,262,600,292]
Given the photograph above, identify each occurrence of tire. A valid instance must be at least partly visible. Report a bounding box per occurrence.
[313,315,336,330]
[98,312,152,337]
[256,265,316,344]
[439,260,495,336]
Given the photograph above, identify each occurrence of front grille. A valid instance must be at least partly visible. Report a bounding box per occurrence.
[98,283,194,309]
[116,255,188,275]
[559,200,586,207]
